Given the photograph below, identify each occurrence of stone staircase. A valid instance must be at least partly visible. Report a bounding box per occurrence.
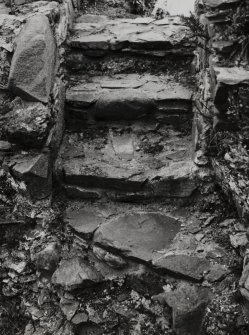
[51,9,241,335]
[57,13,197,202]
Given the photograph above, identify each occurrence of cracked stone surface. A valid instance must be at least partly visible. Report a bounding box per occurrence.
[66,74,192,121]
[59,123,196,198]
[153,254,211,281]
[69,15,194,55]
[93,212,181,263]
[52,257,103,291]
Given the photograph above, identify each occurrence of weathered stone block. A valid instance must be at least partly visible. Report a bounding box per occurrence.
[153,282,211,335]
[8,14,56,103]
[5,99,51,148]
[9,153,52,200]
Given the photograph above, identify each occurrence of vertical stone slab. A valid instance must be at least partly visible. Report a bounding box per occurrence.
[8,14,56,103]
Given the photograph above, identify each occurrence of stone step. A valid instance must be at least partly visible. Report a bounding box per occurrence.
[58,123,197,200]
[68,15,194,58]
[66,74,193,125]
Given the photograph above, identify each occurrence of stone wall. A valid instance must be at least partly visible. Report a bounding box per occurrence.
[194,0,249,218]
[0,0,77,209]
[194,0,249,309]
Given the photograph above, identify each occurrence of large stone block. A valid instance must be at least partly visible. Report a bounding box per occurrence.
[8,14,56,103]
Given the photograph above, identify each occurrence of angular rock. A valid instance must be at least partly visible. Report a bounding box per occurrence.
[153,282,211,335]
[52,257,103,290]
[212,41,235,54]
[5,100,51,148]
[153,254,211,281]
[230,233,248,249]
[31,242,61,273]
[213,67,249,86]
[71,312,88,325]
[66,208,103,239]
[60,297,79,321]
[10,153,52,200]
[0,141,12,152]
[206,263,230,282]
[8,14,56,103]
[93,212,181,263]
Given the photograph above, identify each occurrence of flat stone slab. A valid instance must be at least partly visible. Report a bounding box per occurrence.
[66,74,192,121]
[60,124,196,198]
[69,15,193,55]
[214,67,249,86]
[203,0,241,9]
[93,212,181,263]
[153,254,211,281]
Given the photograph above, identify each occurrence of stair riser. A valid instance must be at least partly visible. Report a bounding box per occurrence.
[62,176,197,199]
[65,110,192,134]
[66,50,194,72]
[65,100,192,127]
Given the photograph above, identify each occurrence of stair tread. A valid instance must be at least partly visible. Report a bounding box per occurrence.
[59,124,196,197]
[66,74,193,121]
[67,74,192,102]
[69,15,193,54]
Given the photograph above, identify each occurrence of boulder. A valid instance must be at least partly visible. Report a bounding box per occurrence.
[8,14,56,103]
[5,100,51,148]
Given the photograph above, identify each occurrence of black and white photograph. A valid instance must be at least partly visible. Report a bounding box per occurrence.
[1,0,249,334]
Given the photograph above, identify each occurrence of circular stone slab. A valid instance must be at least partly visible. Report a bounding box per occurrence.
[93,212,181,263]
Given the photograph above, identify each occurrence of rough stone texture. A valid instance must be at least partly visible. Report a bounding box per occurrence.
[66,208,103,239]
[0,15,23,89]
[153,282,211,335]
[153,254,211,281]
[8,14,56,103]
[52,257,103,291]
[55,0,75,46]
[5,100,51,148]
[69,15,194,56]
[66,74,192,121]
[203,0,241,9]
[93,212,181,263]
[46,79,65,156]
[8,153,52,200]
[59,125,196,199]
[60,297,79,321]
[31,242,61,273]
[93,246,127,269]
